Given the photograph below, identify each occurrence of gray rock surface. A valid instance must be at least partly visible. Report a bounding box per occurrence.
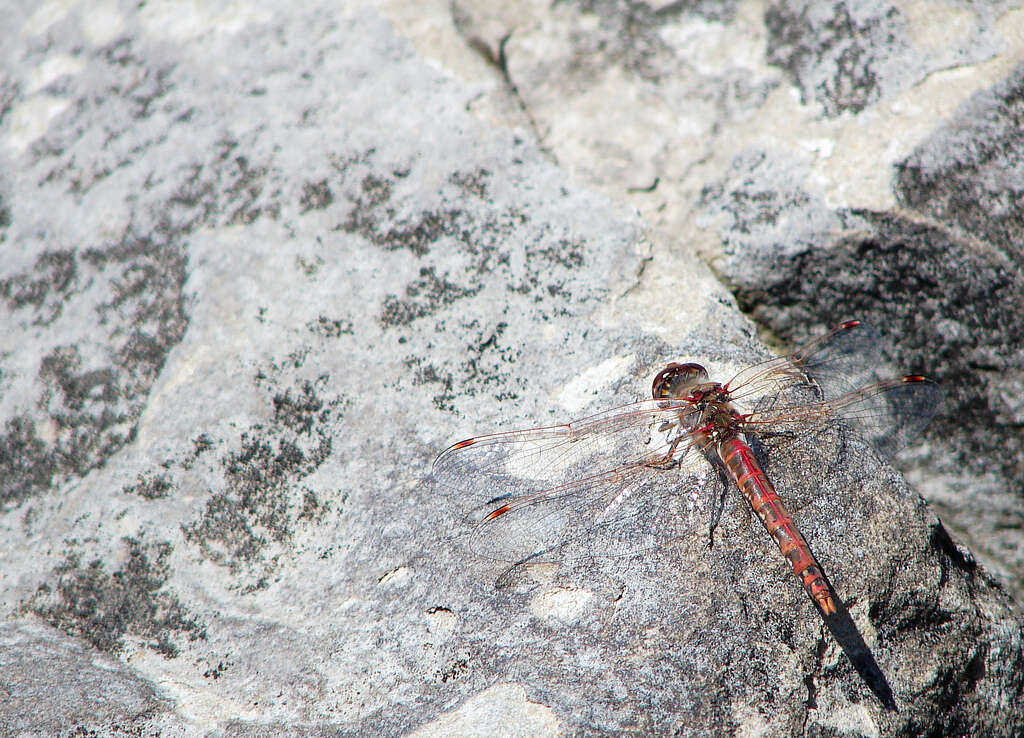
[1,1,1022,736]
[445,0,1024,596]
[0,619,168,735]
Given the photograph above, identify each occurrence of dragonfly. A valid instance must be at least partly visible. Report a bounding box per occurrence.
[432,321,941,615]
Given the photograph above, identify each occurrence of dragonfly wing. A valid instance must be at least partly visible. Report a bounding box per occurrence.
[745,376,942,458]
[727,322,942,458]
[465,463,706,565]
[431,398,706,563]
[725,322,879,405]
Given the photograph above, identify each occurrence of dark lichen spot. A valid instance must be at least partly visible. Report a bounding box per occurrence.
[337,170,472,257]
[0,416,54,506]
[765,2,900,116]
[0,249,78,325]
[178,433,216,471]
[437,658,469,683]
[28,536,206,657]
[297,489,324,522]
[225,156,271,224]
[123,472,174,500]
[343,205,466,258]
[128,64,175,120]
[403,356,456,412]
[0,235,189,505]
[449,168,491,198]
[379,267,480,327]
[272,380,327,435]
[527,238,585,269]
[296,255,322,276]
[191,433,214,457]
[402,320,518,408]
[182,378,341,584]
[299,178,334,212]
[161,142,280,228]
[359,173,393,206]
[202,660,231,679]
[40,346,120,413]
[306,315,354,338]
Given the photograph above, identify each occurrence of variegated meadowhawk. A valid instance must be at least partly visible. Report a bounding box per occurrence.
[433,321,941,615]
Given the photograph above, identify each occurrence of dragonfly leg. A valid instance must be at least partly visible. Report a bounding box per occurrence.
[707,466,729,549]
[644,433,688,469]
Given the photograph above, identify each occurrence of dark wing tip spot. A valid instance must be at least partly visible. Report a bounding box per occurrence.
[485,504,511,521]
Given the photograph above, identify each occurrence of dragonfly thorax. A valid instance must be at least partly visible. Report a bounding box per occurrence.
[652,363,745,443]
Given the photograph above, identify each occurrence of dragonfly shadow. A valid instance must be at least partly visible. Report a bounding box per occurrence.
[818,582,898,712]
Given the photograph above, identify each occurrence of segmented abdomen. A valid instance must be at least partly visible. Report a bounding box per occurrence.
[717,435,837,615]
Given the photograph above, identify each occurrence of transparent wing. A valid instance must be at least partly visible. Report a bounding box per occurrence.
[431,399,711,564]
[725,321,942,458]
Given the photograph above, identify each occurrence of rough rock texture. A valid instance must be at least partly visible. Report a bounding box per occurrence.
[0,1,1021,736]
[0,619,169,735]
[445,0,1024,594]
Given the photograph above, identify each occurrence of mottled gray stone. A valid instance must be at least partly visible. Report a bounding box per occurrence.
[445,0,1024,604]
[702,74,1024,599]
[0,619,167,735]
[764,0,1009,116]
[0,1,1022,737]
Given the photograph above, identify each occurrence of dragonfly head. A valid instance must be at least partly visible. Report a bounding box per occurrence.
[652,363,712,400]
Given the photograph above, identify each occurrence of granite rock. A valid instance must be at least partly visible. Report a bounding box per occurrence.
[1,1,1022,736]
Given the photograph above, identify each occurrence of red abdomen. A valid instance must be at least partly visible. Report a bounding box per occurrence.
[717,436,836,615]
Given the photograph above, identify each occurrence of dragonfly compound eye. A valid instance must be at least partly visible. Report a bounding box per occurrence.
[652,363,710,399]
